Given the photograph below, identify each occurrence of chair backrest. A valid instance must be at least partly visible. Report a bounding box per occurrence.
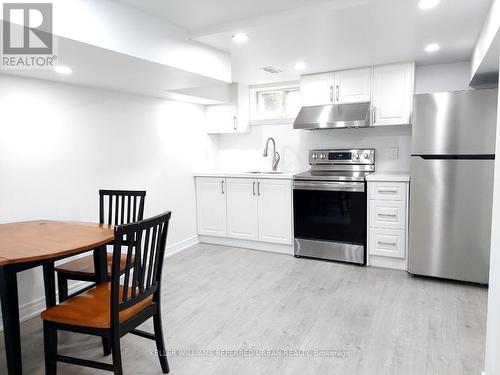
[99,190,146,226]
[110,211,172,325]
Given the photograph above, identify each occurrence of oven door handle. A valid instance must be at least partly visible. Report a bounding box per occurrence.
[293,180,365,192]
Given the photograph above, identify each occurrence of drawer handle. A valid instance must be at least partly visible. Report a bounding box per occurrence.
[378,213,397,218]
[378,189,398,194]
[378,241,397,247]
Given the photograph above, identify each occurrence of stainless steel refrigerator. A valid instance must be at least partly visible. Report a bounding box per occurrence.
[409,89,498,284]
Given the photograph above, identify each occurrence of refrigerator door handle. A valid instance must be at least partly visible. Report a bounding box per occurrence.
[413,154,495,160]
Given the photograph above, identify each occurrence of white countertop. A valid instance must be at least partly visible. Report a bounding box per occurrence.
[193,170,295,180]
[366,171,410,182]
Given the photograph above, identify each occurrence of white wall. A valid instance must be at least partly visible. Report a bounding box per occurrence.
[217,62,472,173]
[484,59,500,375]
[414,61,472,93]
[471,0,500,80]
[0,74,217,326]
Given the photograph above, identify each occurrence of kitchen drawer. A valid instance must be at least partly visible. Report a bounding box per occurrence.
[369,228,406,259]
[369,181,406,201]
[369,200,406,230]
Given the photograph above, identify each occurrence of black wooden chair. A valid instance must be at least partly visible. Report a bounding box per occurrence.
[55,190,146,302]
[41,211,172,375]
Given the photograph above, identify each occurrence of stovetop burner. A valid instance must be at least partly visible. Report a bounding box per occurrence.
[294,148,375,182]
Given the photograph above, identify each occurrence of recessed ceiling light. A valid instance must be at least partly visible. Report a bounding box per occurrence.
[54,65,72,74]
[295,61,306,71]
[425,43,440,53]
[232,33,249,43]
[418,0,440,10]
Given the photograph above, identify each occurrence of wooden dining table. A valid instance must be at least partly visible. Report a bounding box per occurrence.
[0,220,115,375]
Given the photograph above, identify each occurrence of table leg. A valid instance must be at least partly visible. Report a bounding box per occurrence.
[93,246,111,356]
[93,246,108,284]
[0,266,23,375]
[42,262,56,308]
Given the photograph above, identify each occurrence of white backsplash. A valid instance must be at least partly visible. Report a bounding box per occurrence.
[217,124,412,173]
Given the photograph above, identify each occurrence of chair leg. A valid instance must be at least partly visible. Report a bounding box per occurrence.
[111,331,123,375]
[43,321,57,375]
[102,337,112,356]
[57,274,69,303]
[153,312,170,374]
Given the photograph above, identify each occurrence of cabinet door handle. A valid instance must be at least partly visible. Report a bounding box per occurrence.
[330,86,334,103]
[336,85,339,102]
[372,106,377,124]
[257,182,261,196]
[253,181,256,196]
[221,180,225,194]
[233,116,237,131]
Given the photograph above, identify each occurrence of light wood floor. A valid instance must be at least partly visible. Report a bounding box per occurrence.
[0,244,488,375]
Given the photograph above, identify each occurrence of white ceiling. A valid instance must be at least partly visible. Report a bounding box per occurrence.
[115,0,493,84]
[115,0,338,31]
[1,33,233,104]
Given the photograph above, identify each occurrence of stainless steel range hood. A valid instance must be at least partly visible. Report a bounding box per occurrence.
[293,102,371,130]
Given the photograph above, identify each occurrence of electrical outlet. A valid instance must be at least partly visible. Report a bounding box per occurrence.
[388,148,399,160]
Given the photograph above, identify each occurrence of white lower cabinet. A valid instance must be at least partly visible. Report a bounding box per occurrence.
[369,200,406,230]
[369,228,405,259]
[369,181,406,201]
[367,179,409,270]
[257,179,292,245]
[226,178,259,241]
[195,177,293,249]
[195,177,227,236]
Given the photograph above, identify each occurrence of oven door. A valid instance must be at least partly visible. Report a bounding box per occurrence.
[293,180,367,264]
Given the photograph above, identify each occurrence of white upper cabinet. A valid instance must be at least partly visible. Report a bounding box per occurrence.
[257,179,292,245]
[206,104,237,133]
[301,68,371,106]
[372,62,414,126]
[300,72,335,106]
[333,67,372,104]
[299,63,415,125]
[226,178,259,241]
[205,83,249,134]
[196,177,227,237]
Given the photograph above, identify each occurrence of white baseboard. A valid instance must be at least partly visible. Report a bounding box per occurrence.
[166,235,199,257]
[368,255,407,271]
[199,235,293,255]
[0,236,199,332]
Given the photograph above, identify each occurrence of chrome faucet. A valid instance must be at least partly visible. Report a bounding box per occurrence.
[263,137,280,171]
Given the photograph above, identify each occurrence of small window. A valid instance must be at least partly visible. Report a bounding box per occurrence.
[250,82,300,125]
[257,90,284,118]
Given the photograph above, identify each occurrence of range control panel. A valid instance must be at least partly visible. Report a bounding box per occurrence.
[309,149,375,165]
